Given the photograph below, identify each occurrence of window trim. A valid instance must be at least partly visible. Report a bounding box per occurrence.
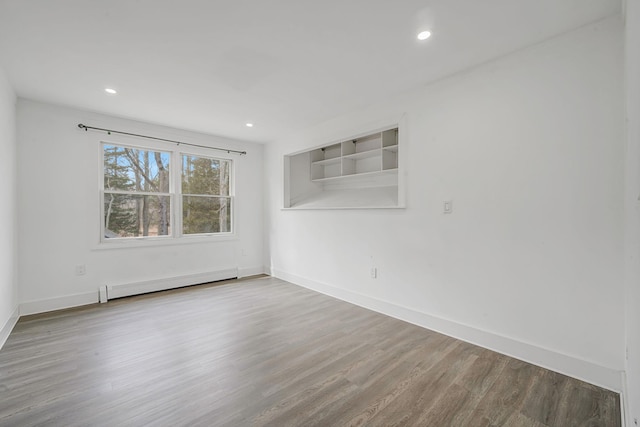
[99,140,235,245]
[177,151,235,238]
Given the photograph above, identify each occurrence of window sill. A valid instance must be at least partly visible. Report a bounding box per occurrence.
[92,233,237,251]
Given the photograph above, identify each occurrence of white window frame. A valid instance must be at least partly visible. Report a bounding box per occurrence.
[176,151,235,238]
[99,140,235,244]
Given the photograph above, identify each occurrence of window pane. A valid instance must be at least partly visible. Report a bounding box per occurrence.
[182,196,231,234]
[104,193,171,238]
[182,155,230,196]
[104,145,170,192]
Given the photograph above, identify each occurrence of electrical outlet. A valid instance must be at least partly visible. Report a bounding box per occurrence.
[444,200,453,214]
[75,264,86,276]
[370,267,377,279]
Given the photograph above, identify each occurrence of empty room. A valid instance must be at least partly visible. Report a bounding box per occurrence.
[0,0,639,426]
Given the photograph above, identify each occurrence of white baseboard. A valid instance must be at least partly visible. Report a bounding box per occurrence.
[20,292,98,316]
[0,305,20,350]
[273,268,623,393]
[17,269,240,316]
[238,266,267,278]
[106,268,238,300]
[621,371,629,427]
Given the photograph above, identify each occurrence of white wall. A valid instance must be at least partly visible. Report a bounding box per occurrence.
[266,17,625,391]
[17,100,265,313]
[624,0,640,422]
[0,66,18,346]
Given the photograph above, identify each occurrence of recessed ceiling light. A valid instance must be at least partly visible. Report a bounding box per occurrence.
[105,88,117,94]
[417,31,432,41]
[246,123,254,128]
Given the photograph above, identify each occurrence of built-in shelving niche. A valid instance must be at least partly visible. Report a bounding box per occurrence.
[284,126,403,209]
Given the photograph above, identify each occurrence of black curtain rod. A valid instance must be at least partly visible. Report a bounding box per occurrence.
[77,124,247,155]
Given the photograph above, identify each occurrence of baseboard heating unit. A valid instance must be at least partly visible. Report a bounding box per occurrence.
[101,268,238,302]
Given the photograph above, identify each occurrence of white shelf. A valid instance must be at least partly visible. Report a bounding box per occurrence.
[312,157,341,166]
[284,126,401,209]
[342,149,381,161]
[312,168,397,183]
[286,186,400,209]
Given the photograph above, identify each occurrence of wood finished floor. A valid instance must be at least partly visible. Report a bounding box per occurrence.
[0,276,620,427]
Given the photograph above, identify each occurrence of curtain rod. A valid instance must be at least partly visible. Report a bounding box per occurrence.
[77,124,247,155]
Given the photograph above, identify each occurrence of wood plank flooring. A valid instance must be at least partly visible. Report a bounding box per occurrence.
[0,276,621,426]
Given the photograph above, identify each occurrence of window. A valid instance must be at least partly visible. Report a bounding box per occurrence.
[102,143,233,241]
[181,155,231,234]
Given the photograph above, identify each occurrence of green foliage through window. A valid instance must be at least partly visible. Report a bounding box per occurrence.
[182,155,231,234]
[102,144,232,240]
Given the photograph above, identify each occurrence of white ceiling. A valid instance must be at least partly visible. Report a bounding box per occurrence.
[0,0,621,143]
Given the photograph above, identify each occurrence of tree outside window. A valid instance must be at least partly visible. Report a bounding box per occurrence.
[102,143,232,240]
[181,155,231,234]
